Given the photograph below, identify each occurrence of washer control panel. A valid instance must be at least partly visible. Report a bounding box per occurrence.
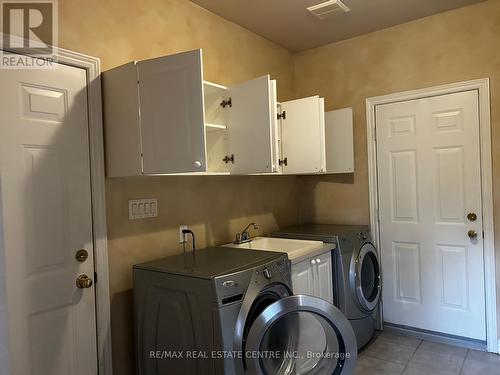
[252,255,290,286]
[262,267,272,279]
[214,254,290,305]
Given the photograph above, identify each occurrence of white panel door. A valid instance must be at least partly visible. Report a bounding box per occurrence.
[227,75,274,174]
[0,59,97,374]
[291,258,315,297]
[137,49,207,174]
[315,252,334,305]
[281,96,325,174]
[376,90,486,340]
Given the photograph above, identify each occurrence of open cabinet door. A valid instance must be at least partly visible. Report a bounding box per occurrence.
[227,75,274,174]
[269,80,280,173]
[325,107,354,173]
[137,49,207,174]
[281,96,325,174]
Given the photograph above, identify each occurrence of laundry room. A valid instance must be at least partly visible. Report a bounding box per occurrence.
[1,0,500,374]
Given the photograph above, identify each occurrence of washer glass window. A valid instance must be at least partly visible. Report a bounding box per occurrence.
[245,295,357,375]
[360,251,379,302]
[354,243,381,311]
[259,311,342,374]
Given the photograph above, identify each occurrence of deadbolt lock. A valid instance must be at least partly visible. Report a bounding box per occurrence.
[76,274,93,289]
[75,249,89,262]
[467,213,478,222]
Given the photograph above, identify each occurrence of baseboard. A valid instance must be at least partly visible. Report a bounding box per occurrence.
[384,323,487,352]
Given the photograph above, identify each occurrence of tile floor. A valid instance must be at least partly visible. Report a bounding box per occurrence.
[356,331,500,375]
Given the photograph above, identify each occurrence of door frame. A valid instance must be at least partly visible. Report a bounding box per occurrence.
[365,79,497,353]
[0,35,113,374]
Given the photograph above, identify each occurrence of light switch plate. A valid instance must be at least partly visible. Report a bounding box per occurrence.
[128,199,158,220]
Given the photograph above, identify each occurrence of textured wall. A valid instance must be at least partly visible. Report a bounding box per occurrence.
[293,0,500,335]
[55,0,500,371]
[58,0,297,373]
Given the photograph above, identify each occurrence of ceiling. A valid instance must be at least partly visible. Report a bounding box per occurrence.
[191,0,485,51]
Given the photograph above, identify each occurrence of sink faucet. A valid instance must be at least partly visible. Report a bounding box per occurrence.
[234,222,259,244]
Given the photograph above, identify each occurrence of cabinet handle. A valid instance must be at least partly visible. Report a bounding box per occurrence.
[311,259,316,265]
[316,258,321,263]
[194,160,202,169]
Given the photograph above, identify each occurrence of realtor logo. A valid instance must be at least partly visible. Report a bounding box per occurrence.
[1,0,57,54]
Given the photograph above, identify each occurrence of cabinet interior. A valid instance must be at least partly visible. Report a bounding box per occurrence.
[203,81,230,174]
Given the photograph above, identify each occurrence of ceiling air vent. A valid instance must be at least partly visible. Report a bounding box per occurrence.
[307,0,350,19]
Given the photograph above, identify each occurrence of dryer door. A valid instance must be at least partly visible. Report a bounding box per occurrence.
[352,242,381,312]
[245,295,357,374]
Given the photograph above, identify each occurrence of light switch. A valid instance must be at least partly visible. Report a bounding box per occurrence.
[129,199,158,220]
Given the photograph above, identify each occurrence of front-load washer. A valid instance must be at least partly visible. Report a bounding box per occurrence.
[272,224,381,349]
[134,246,357,374]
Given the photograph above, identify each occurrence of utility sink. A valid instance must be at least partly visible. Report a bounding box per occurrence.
[224,237,328,264]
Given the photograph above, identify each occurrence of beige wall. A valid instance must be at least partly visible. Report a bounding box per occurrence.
[293,0,500,336]
[57,0,500,371]
[58,0,298,372]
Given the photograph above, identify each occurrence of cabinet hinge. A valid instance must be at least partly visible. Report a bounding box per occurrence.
[278,157,288,166]
[220,98,232,108]
[223,154,235,164]
[277,111,286,120]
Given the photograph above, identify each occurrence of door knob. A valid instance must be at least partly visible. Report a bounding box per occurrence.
[311,259,316,265]
[76,274,93,289]
[194,160,202,169]
[316,258,321,263]
[468,230,478,239]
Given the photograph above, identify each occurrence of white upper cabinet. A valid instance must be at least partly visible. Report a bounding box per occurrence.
[273,101,354,175]
[324,107,354,173]
[279,96,326,174]
[102,48,354,177]
[103,49,275,177]
[137,50,206,174]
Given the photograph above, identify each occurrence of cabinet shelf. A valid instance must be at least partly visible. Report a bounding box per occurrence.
[205,123,227,132]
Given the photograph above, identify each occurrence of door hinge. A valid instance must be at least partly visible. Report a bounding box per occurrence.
[220,98,232,108]
[278,157,288,166]
[223,154,235,164]
[277,111,286,120]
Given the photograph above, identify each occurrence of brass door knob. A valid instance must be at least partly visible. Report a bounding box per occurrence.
[76,274,93,289]
[468,230,478,239]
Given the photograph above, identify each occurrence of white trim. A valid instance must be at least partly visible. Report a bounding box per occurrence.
[366,79,497,353]
[0,37,113,374]
[56,48,113,375]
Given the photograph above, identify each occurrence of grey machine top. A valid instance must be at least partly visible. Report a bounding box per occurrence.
[133,246,285,280]
[272,223,370,243]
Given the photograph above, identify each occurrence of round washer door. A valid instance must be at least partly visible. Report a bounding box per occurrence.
[353,242,381,312]
[245,295,357,375]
